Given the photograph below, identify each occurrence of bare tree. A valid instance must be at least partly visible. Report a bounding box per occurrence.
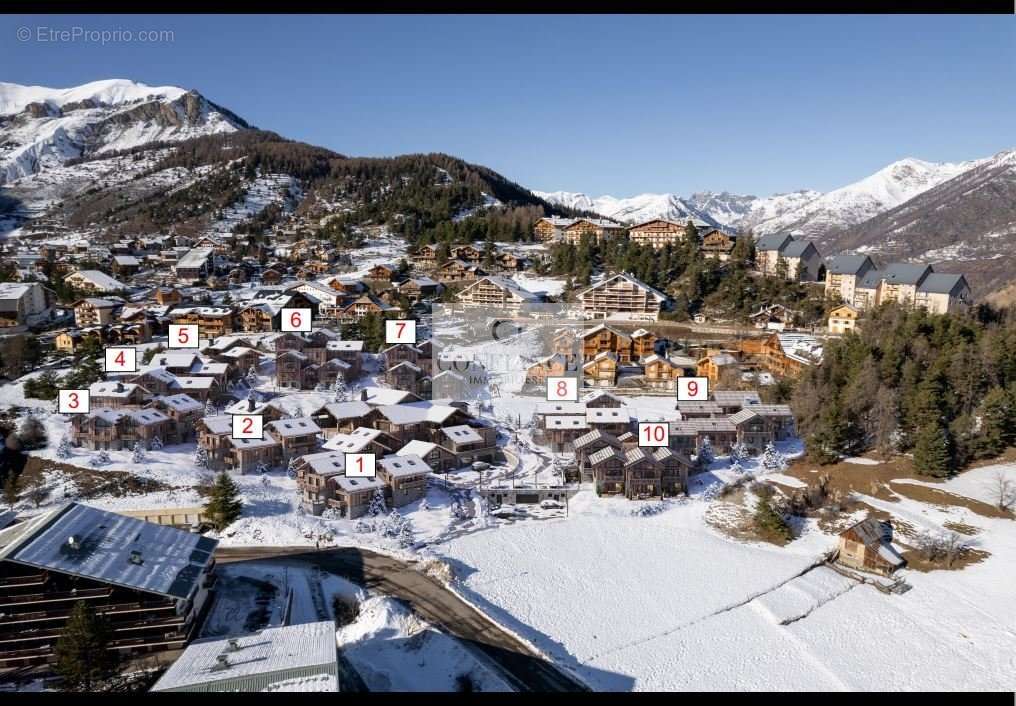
[989,470,1015,512]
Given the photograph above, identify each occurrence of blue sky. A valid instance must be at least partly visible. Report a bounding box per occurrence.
[3,14,1014,196]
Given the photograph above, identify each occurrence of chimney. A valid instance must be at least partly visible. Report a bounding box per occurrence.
[227,638,240,652]
[116,381,125,393]
[360,389,368,402]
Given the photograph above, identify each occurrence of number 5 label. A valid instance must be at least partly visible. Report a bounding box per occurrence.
[346,452,376,478]
[677,376,709,401]
[232,414,264,439]
[638,422,669,448]
[168,324,200,349]
[104,346,137,373]
[546,376,578,402]
[281,308,312,332]
[385,319,416,345]
[59,389,90,414]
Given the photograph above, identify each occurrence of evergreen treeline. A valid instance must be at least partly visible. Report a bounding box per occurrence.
[792,303,1016,474]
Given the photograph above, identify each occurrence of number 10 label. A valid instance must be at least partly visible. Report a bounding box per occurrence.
[546,376,578,402]
[638,422,669,448]
[677,376,709,401]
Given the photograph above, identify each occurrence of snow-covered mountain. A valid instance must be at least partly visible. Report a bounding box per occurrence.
[533,190,721,227]
[0,79,248,184]
[537,157,985,237]
[750,157,986,237]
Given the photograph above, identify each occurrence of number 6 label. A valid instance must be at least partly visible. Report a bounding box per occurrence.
[168,324,200,349]
[385,319,416,345]
[546,376,578,402]
[677,376,709,401]
[232,414,264,439]
[345,452,376,478]
[281,308,312,332]
[638,422,669,448]
[59,389,90,414]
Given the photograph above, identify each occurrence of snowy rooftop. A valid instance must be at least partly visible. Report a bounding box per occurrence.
[0,502,215,600]
[151,621,337,692]
[378,454,432,478]
[65,269,126,291]
[440,424,484,444]
[266,417,321,438]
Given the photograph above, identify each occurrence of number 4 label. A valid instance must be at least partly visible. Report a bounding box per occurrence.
[59,389,90,414]
[232,414,264,439]
[104,347,137,373]
[281,308,312,332]
[346,452,376,478]
[168,324,200,349]
[678,376,709,401]
[385,319,416,345]
[546,376,578,402]
[638,422,669,448]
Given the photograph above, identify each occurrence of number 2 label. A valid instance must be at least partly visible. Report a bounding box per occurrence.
[232,414,264,439]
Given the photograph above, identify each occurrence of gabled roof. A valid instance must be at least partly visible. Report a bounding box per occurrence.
[917,272,968,295]
[578,273,669,303]
[588,446,623,465]
[582,323,631,341]
[266,417,321,437]
[781,240,818,258]
[826,254,873,276]
[572,429,623,451]
[378,454,432,478]
[881,262,932,286]
[457,276,540,302]
[755,233,794,252]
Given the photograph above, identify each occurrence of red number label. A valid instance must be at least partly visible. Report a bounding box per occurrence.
[688,381,698,397]
[643,425,665,442]
[356,457,364,472]
[68,392,79,409]
[556,381,568,397]
[291,311,302,327]
[178,328,189,344]
[242,417,254,434]
[114,351,125,366]
[396,322,406,339]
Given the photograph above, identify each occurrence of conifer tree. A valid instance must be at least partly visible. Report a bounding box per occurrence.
[913,421,952,477]
[55,601,119,691]
[3,472,19,509]
[204,471,244,530]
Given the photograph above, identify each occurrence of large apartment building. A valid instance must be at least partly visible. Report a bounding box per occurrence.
[455,276,540,312]
[577,273,669,322]
[755,233,824,281]
[563,218,626,245]
[826,256,971,315]
[627,219,690,249]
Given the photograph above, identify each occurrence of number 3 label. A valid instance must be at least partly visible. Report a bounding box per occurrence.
[346,453,376,478]
[385,319,416,345]
[638,422,669,448]
[677,376,709,402]
[281,308,312,332]
[546,376,578,402]
[232,414,264,439]
[59,389,90,414]
[168,324,200,349]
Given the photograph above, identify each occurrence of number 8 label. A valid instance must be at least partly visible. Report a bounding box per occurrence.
[546,376,578,402]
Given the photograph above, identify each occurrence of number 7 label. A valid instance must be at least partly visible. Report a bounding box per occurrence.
[385,319,416,345]
[677,376,709,401]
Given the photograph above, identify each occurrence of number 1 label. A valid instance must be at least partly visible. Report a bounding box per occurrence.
[346,452,376,478]
[546,376,578,402]
[677,376,709,402]
[385,319,416,345]
[168,324,200,349]
[281,308,312,332]
[59,389,90,414]
[638,422,669,448]
[232,414,264,439]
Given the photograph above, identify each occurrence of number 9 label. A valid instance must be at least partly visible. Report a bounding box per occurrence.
[677,376,709,402]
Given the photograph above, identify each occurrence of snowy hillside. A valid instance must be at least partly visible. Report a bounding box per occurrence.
[0,79,247,184]
[533,190,720,227]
